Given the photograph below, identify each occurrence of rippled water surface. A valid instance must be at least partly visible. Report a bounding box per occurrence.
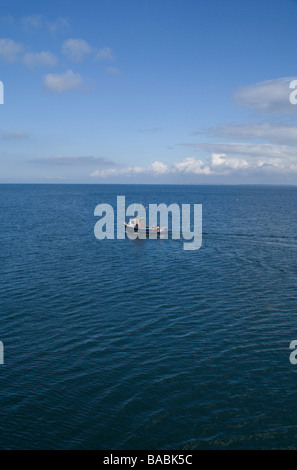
[1,184,297,449]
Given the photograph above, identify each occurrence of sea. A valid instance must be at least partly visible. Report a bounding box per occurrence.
[1,184,297,450]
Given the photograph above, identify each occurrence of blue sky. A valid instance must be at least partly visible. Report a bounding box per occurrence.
[1,0,297,183]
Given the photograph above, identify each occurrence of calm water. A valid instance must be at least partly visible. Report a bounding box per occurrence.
[1,184,297,450]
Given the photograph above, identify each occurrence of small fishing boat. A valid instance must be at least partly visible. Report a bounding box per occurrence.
[124,216,168,236]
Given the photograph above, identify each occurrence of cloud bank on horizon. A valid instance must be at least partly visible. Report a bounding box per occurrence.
[1,1,297,184]
[89,77,297,181]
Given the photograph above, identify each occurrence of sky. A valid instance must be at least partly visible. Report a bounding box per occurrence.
[1,0,297,183]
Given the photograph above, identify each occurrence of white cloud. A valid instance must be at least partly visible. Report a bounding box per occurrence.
[172,155,248,175]
[62,38,92,62]
[150,161,168,174]
[90,156,245,178]
[20,15,43,30]
[95,47,115,61]
[91,169,113,177]
[180,142,297,160]
[48,17,70,35]
[234,77,297,114]
[206,122,297,145]
[90,142,297,179]
[0,38,23,62]
[105,66,119,75]
[23,51,58,68]
[90,75,297,181]
[176,141,297,176]
[91,161,168,178]
[2,130,28,140]
[20,15,69,34]
[43,69,82,93]
[210,153,249,170]
[172,157,208,175]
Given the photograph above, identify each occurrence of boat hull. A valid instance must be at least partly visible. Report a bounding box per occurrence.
[124,223,168,236]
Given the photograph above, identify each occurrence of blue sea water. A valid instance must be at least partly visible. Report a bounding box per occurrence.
[1,184,297,450]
